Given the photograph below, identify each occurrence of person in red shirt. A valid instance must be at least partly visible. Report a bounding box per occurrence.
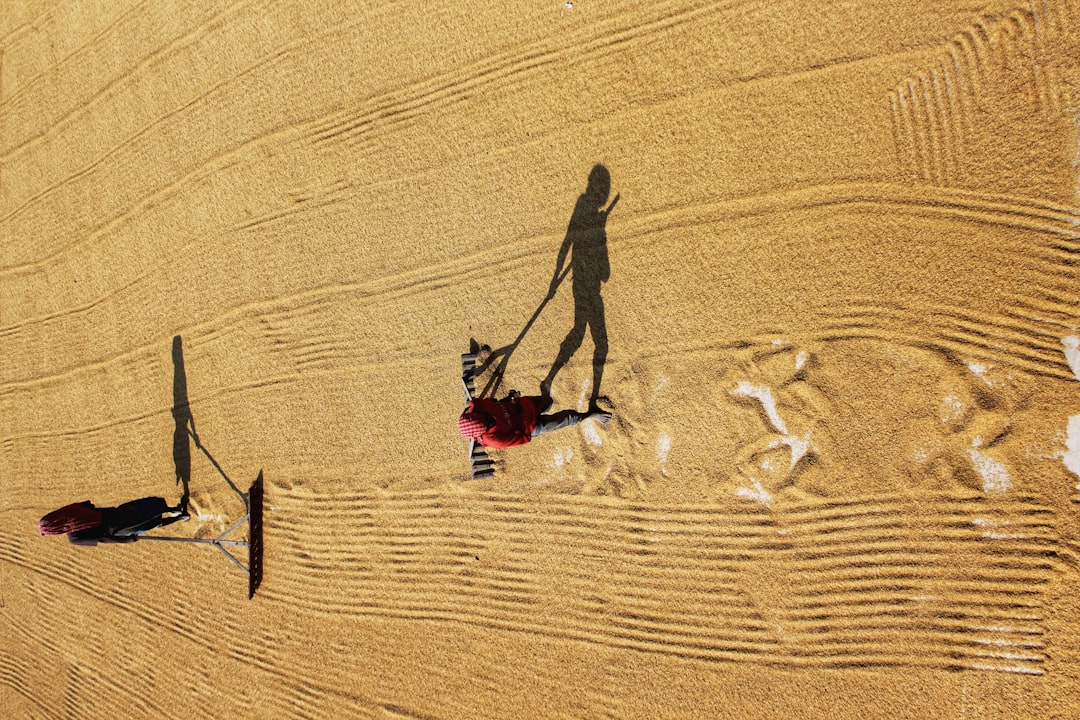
[38,497,188,546]
[458,390,611,448]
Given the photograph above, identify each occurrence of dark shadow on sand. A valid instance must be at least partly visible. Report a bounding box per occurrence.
[541,165,615,409]
[172,335,247,510]
[172,336,192,509]
[479,165,617,407]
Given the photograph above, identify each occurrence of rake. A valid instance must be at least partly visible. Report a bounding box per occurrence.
[462,346,495,479]
[139,471,265,599]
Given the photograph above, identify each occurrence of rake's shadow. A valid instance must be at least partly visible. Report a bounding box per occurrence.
[478,294,558,398]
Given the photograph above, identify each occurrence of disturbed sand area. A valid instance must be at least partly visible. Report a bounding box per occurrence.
[2,0,1080,717]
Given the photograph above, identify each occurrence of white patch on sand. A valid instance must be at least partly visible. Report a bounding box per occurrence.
[554,447,573,467]
[735,480,773,505]
[764,432,811,470]
[196,513,223,524]
[600,465,612,485]
[972,625,1023,634]
[657,432,672,477]
[941,394,965,424]
[577,379,591,409]
[968,447,1011,494]
[733,382,788,434]
[975,651,1042,662]
[966,360,995,387]
[657,432,671,464]
[913,447,929,464]
[1063,336,1080,380]
[783,433,811,469]
[581,421,603,446]
[794,351,809,372]
[982,531,1026,540]
[970,663,1043,676]
[655,373,669,396]
[1064,415,1080,485]
[733,383,813,473]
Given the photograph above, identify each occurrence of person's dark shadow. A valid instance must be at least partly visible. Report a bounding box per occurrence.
[172,336,192,510]
[171,335,247,509]
[477,165,618,405]
[541,164,616,410]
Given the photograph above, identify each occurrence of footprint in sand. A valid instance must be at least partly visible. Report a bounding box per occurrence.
[1065,415,1080,500]
[577,363,667,499]
[722,342,831,504]
[183,488,230,539]
[913,355,1028,496]
[1057,338,1080,500]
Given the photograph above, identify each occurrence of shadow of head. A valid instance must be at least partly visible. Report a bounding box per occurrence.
[586,164,610,207]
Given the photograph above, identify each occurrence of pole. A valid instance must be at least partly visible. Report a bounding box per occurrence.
[138,536,248,547]
[138,534,250,575]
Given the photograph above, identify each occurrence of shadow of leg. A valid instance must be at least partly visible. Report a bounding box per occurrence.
[543,317,586,394]
[589,300,608,410]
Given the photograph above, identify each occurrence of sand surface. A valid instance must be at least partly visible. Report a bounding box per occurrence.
[3,1,1080,717]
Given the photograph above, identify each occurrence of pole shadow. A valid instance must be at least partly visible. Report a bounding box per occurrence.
[479,165,617,405]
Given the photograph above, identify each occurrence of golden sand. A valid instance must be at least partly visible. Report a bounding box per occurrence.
[2,1,1080,717]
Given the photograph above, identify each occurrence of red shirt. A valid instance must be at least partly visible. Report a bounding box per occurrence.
[468,396,543,448]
